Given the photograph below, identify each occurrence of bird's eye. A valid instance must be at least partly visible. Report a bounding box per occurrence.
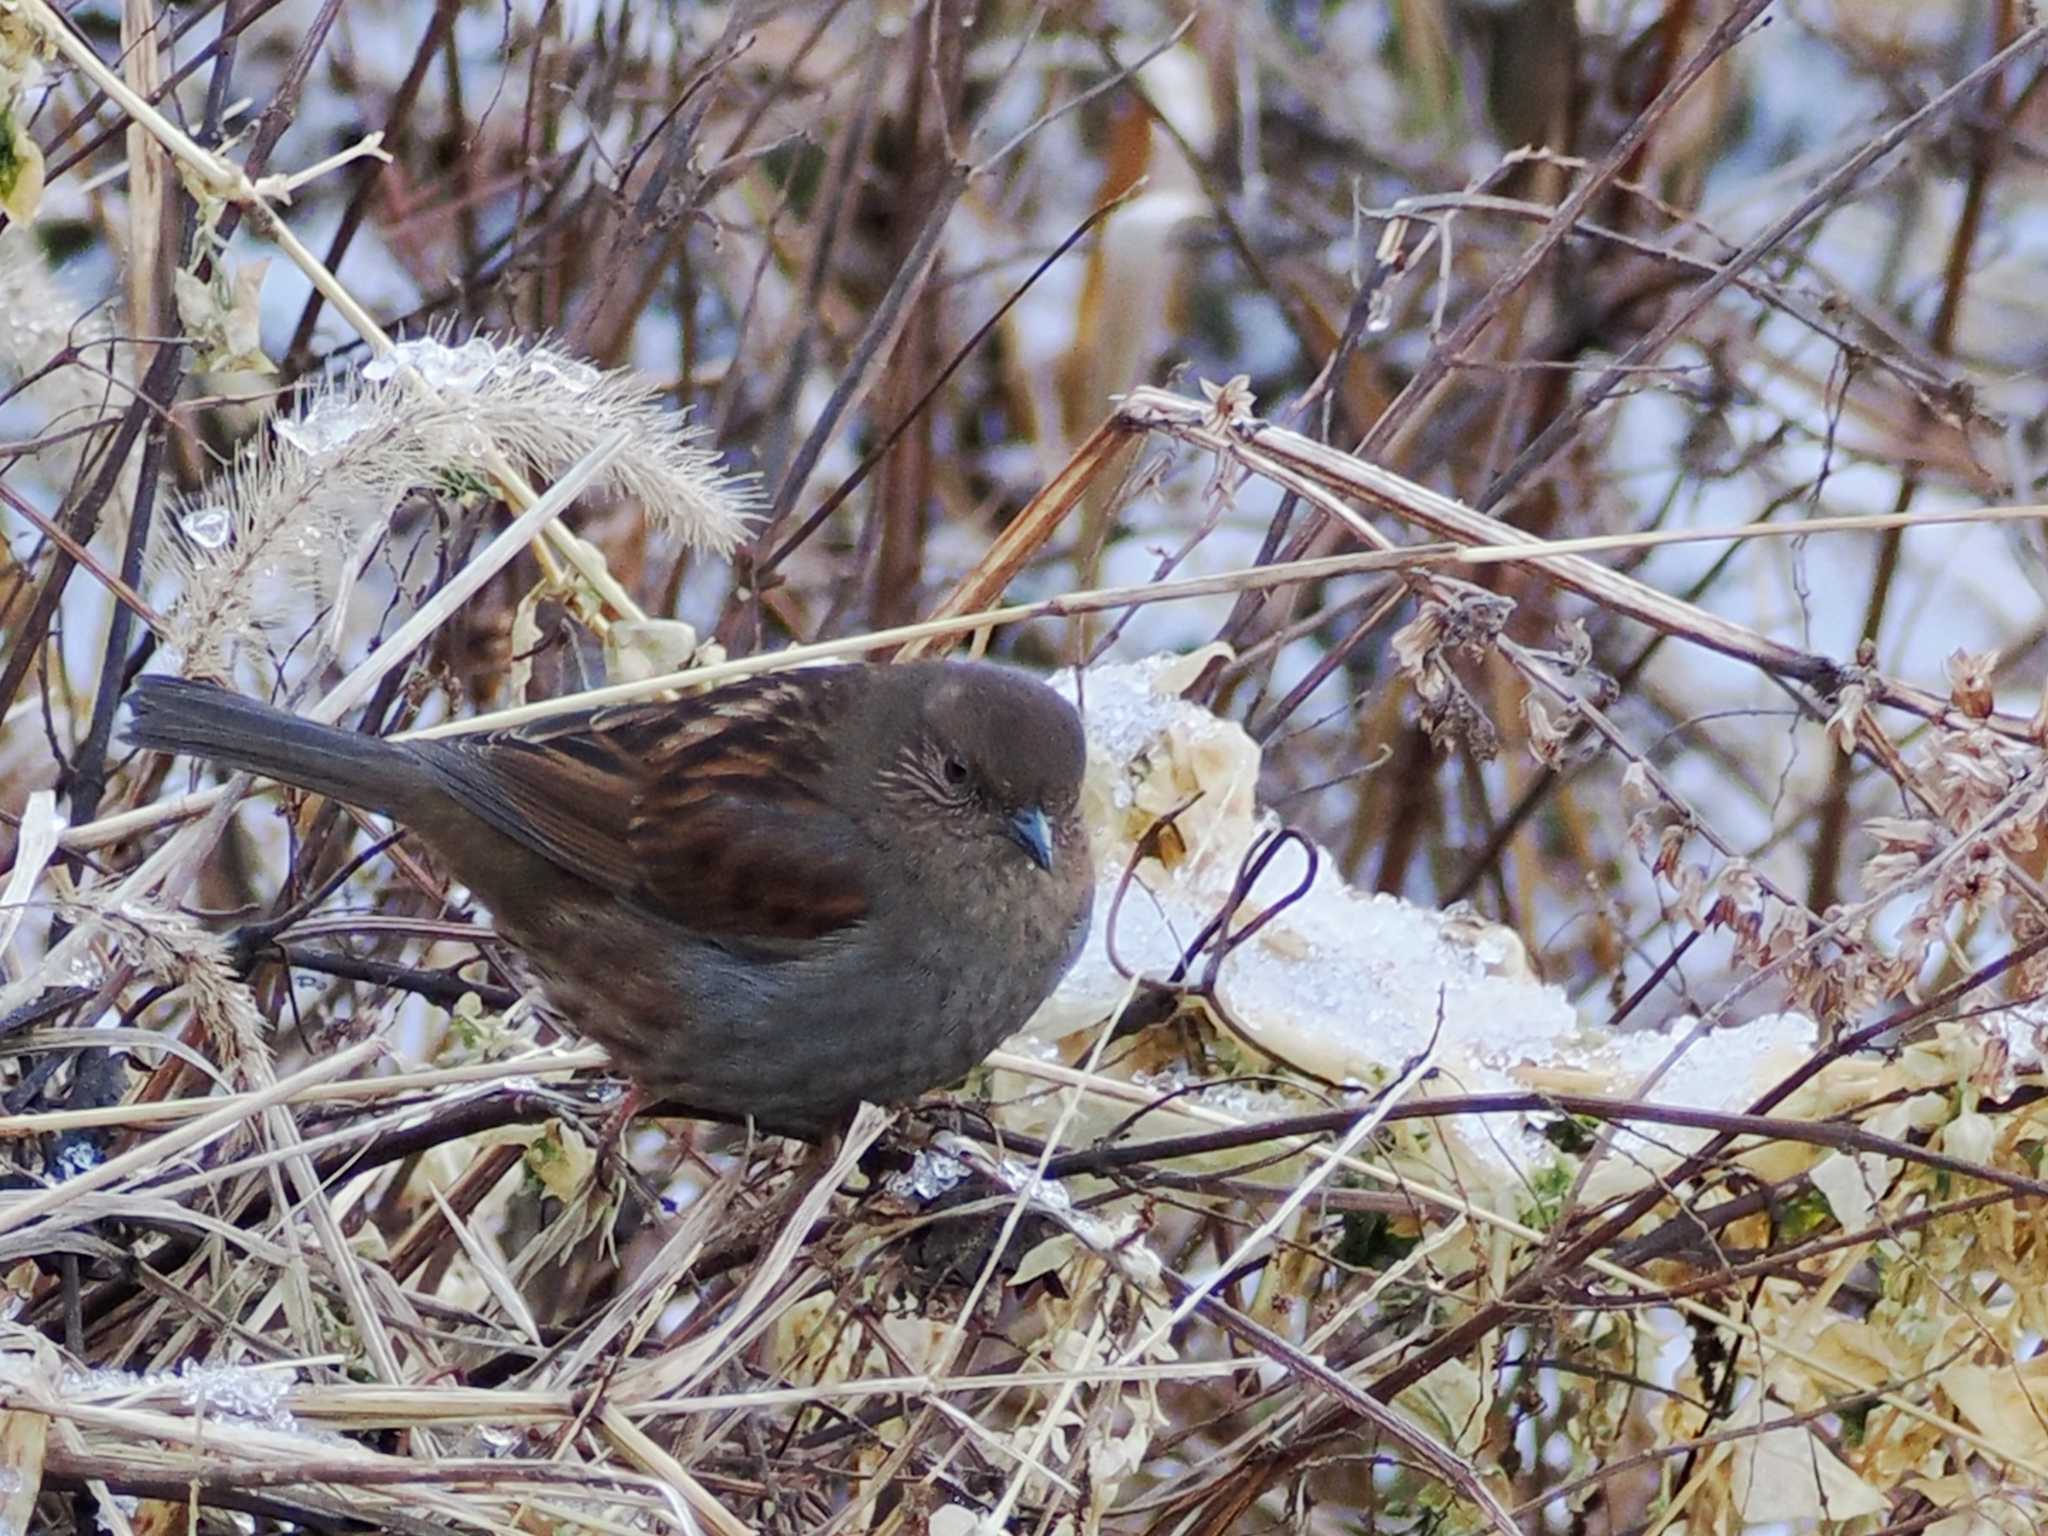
[942,754,970,787]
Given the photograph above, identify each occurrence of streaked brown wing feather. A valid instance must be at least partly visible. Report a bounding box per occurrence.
[626,676,870,944]
[416,670,871,945]
[628,783,869,945]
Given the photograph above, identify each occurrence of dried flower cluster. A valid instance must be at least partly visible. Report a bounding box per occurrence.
[1853,651,2048,976]
[1389,576,1515,758]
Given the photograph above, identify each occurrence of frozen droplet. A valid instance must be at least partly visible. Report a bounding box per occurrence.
[1365,288,1393,333]
[53,1139,104,1180]
[276,404,370,456]
[182,506,231,549]
[887,1149,969,1202]
[368,335,504,391]
[526,352,599,394]
[470,1424,525,1457]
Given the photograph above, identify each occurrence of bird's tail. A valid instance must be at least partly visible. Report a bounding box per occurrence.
[124,676,433,818]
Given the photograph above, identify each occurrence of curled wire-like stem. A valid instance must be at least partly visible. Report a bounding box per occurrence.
[1104,818,1340,1091]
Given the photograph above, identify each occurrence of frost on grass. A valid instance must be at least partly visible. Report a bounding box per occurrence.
[1008,651,1820,1191]
[59,1360,302,1434]
[153,334,758,673]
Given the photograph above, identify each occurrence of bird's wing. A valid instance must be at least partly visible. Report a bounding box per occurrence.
[418,670,873,948]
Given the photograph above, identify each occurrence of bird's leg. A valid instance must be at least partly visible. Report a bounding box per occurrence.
[595,1080,645,1168]
[594,1083,693,1224]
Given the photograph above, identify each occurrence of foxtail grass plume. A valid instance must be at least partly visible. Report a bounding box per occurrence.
[154,334,757,673]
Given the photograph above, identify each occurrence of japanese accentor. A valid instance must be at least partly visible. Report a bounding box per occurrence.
[124,661,1094,1130]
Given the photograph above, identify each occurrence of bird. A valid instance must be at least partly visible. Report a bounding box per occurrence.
[123,661,1095,1132]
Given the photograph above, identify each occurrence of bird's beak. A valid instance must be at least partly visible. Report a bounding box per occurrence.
[1008,806,1054,872]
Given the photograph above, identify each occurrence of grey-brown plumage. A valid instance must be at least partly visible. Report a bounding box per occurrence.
[124,662,1094,1131]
